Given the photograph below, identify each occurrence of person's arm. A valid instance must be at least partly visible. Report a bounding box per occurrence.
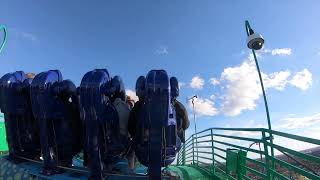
[128,104,138,138]
[176,100,190,130]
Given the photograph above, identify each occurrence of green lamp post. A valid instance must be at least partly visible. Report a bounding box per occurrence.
[245,20,272,132]
[245,21,275,176]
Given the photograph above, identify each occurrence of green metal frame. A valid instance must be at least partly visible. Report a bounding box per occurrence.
[177,128,320,179]
[0,25,7,55]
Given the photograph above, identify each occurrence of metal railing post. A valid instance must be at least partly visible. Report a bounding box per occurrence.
[195,134,198,165]
[177,151,180,166]
[211,129,215,175]
[182,143,186,165]
[262,130,273,179]
[192,135,195,165]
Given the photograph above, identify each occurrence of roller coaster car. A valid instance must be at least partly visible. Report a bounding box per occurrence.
[0,69,182,179]
[30,70,83,175]
[0,71,41,161]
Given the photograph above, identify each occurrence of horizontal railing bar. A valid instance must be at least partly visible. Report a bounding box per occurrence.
[196,160,211,166]
[213,159,226,167]
[271,156,320,180]
[213,153,226,160]
[185,148,192,153]
[197,155,212,161]
[184,156,193,160]
[185,146,193,152]
[212,139,263,154]
[214,166,236,180]
[267,142,320,164]
[183,142,192,149]
[212,133,263,143]
[185,154,194,158]
[270,130,320,146]
[185,151,193,157]
[214,166,227,175]
[196,139,212,144]
[213,146,227,153]
[213,127,265,131]
[185,136,193,143]
[184,138,193,144]
[184,142,193,149]
[239,173,252,180]
[240,164,267,178]
[196,146,213,149]
[195,134,212,140]
[195,151,212,155]
[269,169,290,180]
[193,128,213,135]
[245,157,266,167]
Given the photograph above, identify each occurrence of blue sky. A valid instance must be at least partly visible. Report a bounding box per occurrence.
[1,1,320,147]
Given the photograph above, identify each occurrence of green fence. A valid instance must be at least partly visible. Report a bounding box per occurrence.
[176,128,320,179]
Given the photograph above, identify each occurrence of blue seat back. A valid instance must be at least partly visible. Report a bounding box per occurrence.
[0,71,40,160]
[134,70,180,179]
[79,69,121,179]
[30,70,82,174]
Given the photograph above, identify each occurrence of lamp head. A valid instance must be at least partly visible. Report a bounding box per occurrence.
[247,29,264,50]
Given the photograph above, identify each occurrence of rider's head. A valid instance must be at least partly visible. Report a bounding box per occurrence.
[136,76,146,100]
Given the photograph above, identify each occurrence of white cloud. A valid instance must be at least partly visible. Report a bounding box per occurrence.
[262,48,292,56]
[289,69,312,91]
[189,97,218,117]
[270,48,292,56]
[219,57,293,116]
[190,76,205,89]
[277,113,320,129]
[12,28,38,42]
[209,94,216,100]
[209,77,220,85]
[20,32,38,42]
[220,60,262,116]
[126,89,139,102]
[155,46,168,55]
[264,71,291,91]
[218,48,312,116]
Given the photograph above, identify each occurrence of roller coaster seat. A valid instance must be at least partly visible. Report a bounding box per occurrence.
[132,70,181,179]
[79,69,128,179]
[0,71,41,160]
[30,70,82,175]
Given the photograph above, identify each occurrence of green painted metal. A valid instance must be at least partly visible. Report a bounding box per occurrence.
[0,25,7,55]
[0,114,8,152]
[226,149,239,173]
[245,21,276,176]
[167,165,217,180]
[177,127,320,180]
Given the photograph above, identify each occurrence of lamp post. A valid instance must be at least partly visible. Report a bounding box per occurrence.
[0,25,7,55]
[245,21,275,173]
[245,20,272,132]
[188,95,198,135]
[188,95,198,164]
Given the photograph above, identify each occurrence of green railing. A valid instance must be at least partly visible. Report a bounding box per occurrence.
[177,128,320,179]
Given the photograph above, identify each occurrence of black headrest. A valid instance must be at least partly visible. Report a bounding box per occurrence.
[136,76,146,99]
[170,77,179,99]
[105,76,126,101]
